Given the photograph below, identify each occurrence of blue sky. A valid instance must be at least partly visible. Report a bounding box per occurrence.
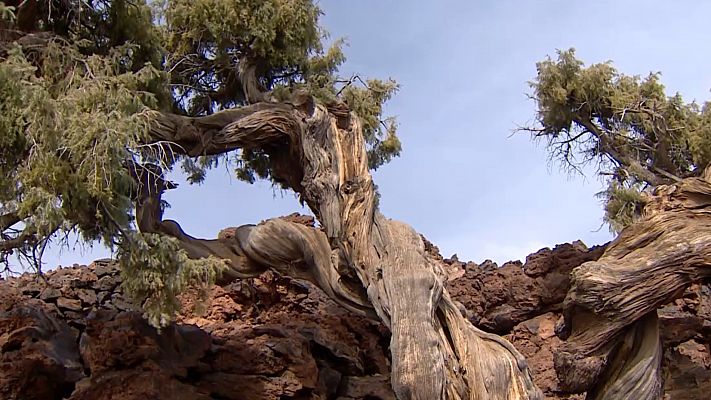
[44,0,711,268]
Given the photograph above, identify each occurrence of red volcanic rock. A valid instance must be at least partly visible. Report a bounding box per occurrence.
[0,262,392,400]
[1,241,710,399]
[445,242,711,399]
[445,241,605,334]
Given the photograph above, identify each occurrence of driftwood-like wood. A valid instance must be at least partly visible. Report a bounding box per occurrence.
[555,171,711,399]
[137,91,543,399]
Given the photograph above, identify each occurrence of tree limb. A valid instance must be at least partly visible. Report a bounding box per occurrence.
[131,157,373,316]
[555,172,711,398]
[0,230,34,252]
[139,94,544,399]
[572,114,668,186]
[147,102,300,157]
[237,58,269,104]
[0,211,20,231]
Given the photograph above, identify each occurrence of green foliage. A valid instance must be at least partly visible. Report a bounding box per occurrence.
[1,0,400,326]
[342,78,401,170]
[119,232,227,328]
[160,0,323,113]
[688,103,711,168]
[598,182,648,233]
[234,148,272,184]
[1,43,159,248]
[0,2,15,21]
[157,0,401,180]
[528,49,711,230]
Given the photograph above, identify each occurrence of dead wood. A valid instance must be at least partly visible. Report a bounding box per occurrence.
[136,92,543,400]
[556,171,711,399]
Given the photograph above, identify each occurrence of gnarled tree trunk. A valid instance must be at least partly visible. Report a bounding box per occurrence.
[555,171,711,399]
[138,91,543,399]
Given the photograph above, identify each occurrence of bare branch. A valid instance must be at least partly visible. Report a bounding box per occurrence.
[147,102,300,157]
[572,114,667,186]
[0,211,20,231]
[138,96,543,399]
[557,173,711,398]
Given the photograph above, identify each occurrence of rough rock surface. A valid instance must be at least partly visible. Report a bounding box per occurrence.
[0,259,391,400]
[1,242,710,399]
[444,240,606,334]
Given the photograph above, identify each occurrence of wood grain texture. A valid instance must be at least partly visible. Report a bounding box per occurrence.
[556,172,711,399]
[136,92,543,399]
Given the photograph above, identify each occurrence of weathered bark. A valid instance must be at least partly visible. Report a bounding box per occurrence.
[137,92,543,399]
[555,171,711,399]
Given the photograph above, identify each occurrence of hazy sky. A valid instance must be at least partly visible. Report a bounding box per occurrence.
[44,0,711,268]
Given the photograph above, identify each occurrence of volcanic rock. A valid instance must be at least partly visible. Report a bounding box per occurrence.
[0,241,709,399]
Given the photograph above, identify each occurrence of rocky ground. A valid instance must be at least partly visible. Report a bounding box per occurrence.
[1,241,709,399]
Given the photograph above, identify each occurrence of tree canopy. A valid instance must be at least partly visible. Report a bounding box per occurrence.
[526,49,711,232]
[6,2,710,399]
[0,2,549,398]
[0,0,400,280]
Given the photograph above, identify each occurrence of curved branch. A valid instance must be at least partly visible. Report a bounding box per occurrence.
[147,102,300,156]
[131,162,263,280]
[237,58,269,104]
[235,218,374,316]
[139,95,543,399]
[556,173,711,398]
[0,230,35,252]
[131,159,372,316]
[572,115,667,187]
[0,211,20,231]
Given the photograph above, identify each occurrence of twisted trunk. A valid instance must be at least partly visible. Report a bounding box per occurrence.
[556,171,711,399]
[138,93,543,399]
